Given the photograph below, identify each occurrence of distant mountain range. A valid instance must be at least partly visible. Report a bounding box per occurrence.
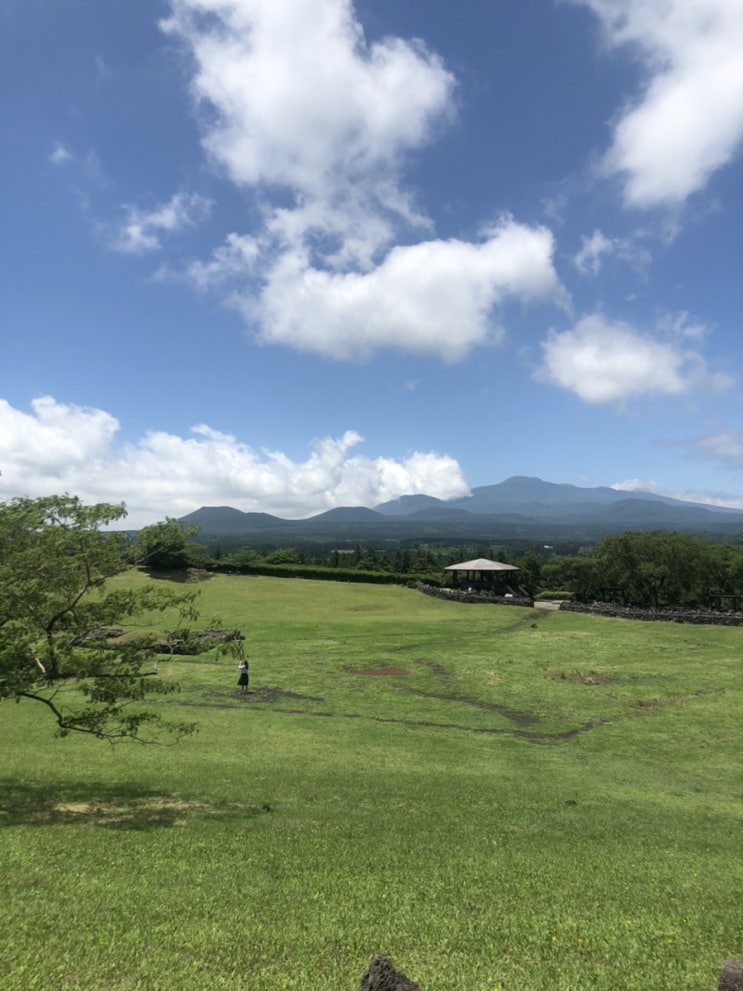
[177,476,743,547]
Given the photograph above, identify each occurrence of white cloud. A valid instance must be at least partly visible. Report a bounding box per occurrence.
[171,232,261,290]
[111,191,213,254]
[573,229,615,276]
[158,0,569,360]
[0,397,470,527]
[49,142,73,166]
[656,310,711,342]
[611,475,743,510]
[536,312,720,403]
[162,0,454,198]
[243,219,566,361]
[161,0,455,270]
[574,0,743,207]
[611,477,660,494]
[0,397,119,474]
[161,0,454,267]
[541,191,569,226]
[573,228,652,276]
[689,430,743,471]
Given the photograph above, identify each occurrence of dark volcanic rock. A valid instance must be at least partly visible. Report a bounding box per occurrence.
[71,627,124,645]
[151,629,244,655]
[358,956,420,991]
[720,959,743,991]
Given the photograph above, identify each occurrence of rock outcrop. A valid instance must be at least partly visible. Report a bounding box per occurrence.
[358,956,421,991]
[720,959,743,991]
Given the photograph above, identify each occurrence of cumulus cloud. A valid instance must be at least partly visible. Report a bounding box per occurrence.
[161,0,454,270]
[111,191,213,254]
[0,397,118,474]
[574,0,743,207]
[536,312,723,404]
[161,0,454,268]
[0,397,470,527]
[162,0,454,200]
[157,0,567,361]
[242,220,566,361]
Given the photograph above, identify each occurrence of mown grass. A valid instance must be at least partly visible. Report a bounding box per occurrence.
[1,572,741,990]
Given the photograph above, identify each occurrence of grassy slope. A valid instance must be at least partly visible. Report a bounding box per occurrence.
[1,572,740,991]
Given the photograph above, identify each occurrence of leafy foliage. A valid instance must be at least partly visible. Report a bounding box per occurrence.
[0,495,200,742]
[593,530,742,607]
[131,516,200,571]
[536,532,743,606]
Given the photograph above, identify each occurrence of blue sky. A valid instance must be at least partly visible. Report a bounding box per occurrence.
[2,0,743,526]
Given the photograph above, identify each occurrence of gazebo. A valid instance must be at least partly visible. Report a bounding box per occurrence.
[445,557,520,594]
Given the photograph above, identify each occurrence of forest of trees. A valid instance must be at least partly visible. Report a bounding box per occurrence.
[163,527,743,610]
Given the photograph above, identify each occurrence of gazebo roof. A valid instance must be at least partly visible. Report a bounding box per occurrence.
[445,558,519,572]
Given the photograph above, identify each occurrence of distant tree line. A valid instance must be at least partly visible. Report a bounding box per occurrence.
[538,531,743,608]
[131,521,743,610]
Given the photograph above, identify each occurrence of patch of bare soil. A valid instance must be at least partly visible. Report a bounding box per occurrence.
[38,797,221,829]
[56,797,209,815]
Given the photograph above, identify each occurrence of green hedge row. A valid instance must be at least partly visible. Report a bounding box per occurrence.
[207,561,443,587]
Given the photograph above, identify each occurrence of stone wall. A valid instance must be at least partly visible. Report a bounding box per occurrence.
[559,601,743,626]
[416,582,533,608]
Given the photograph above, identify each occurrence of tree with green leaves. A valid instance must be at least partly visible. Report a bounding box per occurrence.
[0,495,200,742]
[594,530,713,607]
[264,546,302,565]
[131,516,200,571]
[540,554,602,602]
[513,550,543,597]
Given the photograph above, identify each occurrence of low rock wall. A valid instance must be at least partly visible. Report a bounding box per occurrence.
[559,601,743,626]
[416,582,533,608]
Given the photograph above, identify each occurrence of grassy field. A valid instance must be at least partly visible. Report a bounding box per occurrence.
[1,571,741,991]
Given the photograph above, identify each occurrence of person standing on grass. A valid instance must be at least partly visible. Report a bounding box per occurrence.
[237,657,249,694]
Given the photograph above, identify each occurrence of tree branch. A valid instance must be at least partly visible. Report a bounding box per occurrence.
[15,690,190,744]
[29,648,47,676]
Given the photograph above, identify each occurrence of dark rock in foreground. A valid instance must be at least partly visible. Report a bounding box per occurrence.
[358,956,420,991]
[720,959,743,991]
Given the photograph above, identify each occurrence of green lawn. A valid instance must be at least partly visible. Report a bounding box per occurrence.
[1,573,740,990]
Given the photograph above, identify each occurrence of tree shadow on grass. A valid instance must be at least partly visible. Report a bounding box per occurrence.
[0,779,264,831]
[143,567,213,584]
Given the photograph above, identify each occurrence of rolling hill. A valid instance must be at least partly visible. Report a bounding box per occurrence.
[176,477,743,547]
